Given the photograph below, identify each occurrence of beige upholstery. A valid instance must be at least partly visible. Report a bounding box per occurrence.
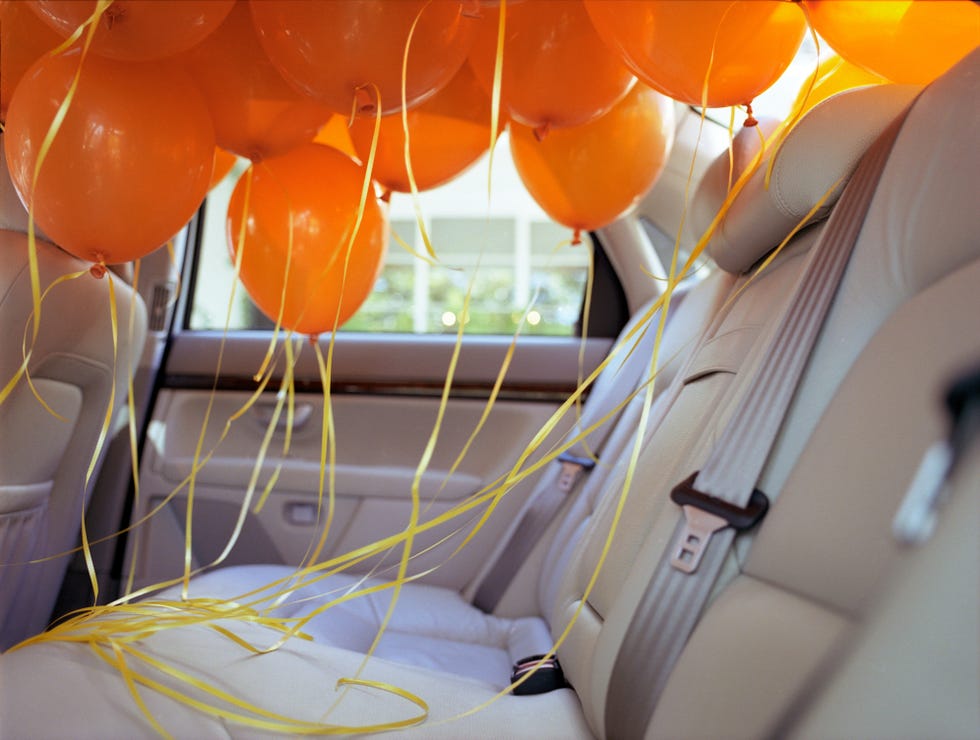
[647,259,980,739]
[0,49,976,739]
[560,208,817,729]
[642,50,980,739]
[790,377,980,739]
[0,137,147,649]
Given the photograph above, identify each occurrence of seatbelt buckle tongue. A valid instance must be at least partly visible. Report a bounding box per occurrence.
[668,472,769,574]
[555,451,596,494]
[671,506,730,574]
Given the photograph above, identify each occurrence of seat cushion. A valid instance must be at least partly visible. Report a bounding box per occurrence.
[0,617,592,739]
[163,564,554,689]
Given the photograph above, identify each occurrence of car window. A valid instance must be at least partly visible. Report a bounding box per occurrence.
[188,133,594,337]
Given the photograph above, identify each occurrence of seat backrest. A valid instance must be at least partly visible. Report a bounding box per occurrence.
[611,51,979,739]
[481,265,735,617]
[0,137,147,649]
[530,115,799,624]
[529,268,732,622]
[786,363,980,740]
[540,81,929,733]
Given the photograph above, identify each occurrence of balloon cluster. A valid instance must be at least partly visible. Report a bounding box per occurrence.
[2,0,976,336]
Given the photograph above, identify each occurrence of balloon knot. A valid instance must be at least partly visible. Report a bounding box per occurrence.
[380,189,392,204]
[354,86,377,117]
[571,229,582,246]
[89,263,107,280]
[743,103,758,128]
[533,123,551,143]
[308,334,320,347]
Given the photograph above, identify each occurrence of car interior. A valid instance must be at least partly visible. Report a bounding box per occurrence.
[0,2,978,738]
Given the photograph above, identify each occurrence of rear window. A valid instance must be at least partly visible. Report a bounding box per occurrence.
[188,133,593,337]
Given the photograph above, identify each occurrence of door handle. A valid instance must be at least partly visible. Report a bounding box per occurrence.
[251,401,314,433]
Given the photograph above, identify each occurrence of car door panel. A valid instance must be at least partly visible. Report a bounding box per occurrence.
[128,334,610,592]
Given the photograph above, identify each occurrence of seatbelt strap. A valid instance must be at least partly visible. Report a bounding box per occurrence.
[472,447,598,612]
[605,109,912,739]
[473,305,674,613]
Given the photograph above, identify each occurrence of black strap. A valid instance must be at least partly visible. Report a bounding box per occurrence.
[510,654,570,695]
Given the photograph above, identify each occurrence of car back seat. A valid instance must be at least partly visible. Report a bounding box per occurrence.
[550,82,920,725]
[0,48,976,739]
[146,263,734,689]
[130,113,804,689]
[634,48,979,739]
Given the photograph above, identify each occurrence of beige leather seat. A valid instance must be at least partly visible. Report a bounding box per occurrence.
[0,138,147,649]
[634,54,978,736]
[0,48,975,739]
[788,364,980,739]
[166,80,919,691]
[144,265,733,689]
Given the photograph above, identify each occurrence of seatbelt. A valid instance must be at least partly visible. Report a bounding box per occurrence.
[472,443,598,612]
[605,108,913,739]
[473,298,679,613]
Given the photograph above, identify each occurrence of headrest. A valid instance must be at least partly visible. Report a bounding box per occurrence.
[690,116,779,251]
[693,84,921,274]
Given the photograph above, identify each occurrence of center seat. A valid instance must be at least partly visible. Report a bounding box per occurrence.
[0,77,950,738]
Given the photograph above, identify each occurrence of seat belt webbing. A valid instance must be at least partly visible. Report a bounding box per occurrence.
[605,109,911,739]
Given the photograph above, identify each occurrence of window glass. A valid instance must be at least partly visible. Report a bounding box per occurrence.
[189,133,593,336]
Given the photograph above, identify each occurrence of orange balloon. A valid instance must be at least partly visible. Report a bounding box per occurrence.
[803,0,980,85]
[462,0,528,7]
[227,144,388,336]
[314,115,360,162]
[348,64,496,195]
[249,0,476,117]
[0,0,64,121]
[28,0,235,61]
[792,55,885,116]
[510,83,674,235]
[467,0,634,134]
[4,48,215,264]
[585,0,806,107]
[209,147,239,191]
[181,1,332,162]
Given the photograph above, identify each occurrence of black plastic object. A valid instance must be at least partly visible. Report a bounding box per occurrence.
[669,472,769,530]
[511,654,570,696]
[556,451,597,471]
